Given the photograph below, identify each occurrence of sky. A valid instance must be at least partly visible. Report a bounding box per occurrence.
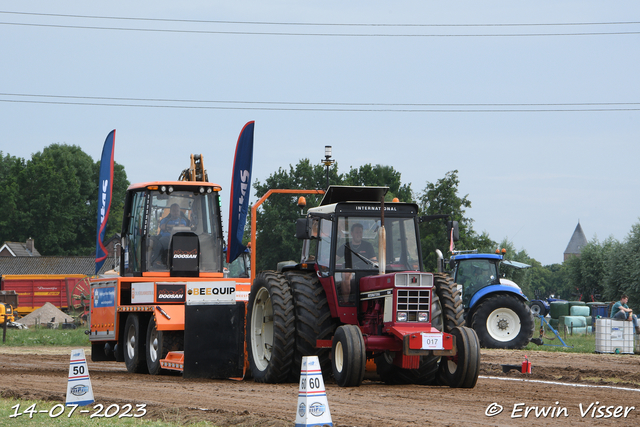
[1,2,639,266]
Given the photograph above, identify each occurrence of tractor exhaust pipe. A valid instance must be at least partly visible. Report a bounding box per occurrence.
[435,249,444,273]
[378,197,386,275]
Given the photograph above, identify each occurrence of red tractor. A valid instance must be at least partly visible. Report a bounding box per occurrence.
[246,186,480,387]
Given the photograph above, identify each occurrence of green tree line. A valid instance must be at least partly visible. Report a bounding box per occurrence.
[3,144,637,309]
[252,160,494,272]
[0,144,128,255]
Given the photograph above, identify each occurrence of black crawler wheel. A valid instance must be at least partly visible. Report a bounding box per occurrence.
[246,271,296,383]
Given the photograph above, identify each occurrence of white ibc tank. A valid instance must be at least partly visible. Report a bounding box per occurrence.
[595,318,634,354]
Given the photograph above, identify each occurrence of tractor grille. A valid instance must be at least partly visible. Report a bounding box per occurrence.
[396,289,430,322]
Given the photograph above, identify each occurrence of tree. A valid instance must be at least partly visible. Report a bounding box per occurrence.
[418,170,496,271]
[0,144,129,256]
[252,160,414,271]
[564,238,610,302]
[253,159,329,271]
[342,164,413,202]
[0,153,25,242]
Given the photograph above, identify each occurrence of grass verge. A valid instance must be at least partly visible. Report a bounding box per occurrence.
[0,325,90,347]
[524,317,597,353]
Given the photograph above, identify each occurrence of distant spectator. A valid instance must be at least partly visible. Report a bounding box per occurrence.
[611,294,640,334]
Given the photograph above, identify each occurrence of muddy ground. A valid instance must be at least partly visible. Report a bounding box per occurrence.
[1,346,639,426]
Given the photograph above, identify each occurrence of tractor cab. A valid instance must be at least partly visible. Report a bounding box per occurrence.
[120,181,224,277]
[451,254,502,307]
[296,186,423,312]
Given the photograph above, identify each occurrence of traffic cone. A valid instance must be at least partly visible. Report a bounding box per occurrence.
[295,356,333,427]
[65,348,95,406]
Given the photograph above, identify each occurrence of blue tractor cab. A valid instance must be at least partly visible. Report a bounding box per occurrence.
[447,251,534,349]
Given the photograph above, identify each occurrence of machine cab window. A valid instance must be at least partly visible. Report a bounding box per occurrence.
[122,186,223,276]
[454,259,499,306]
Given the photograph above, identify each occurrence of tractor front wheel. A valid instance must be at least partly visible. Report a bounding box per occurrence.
[472,294,534,349]
[331,325,366,387]
[440,326,480,388]
[246,271,296,383]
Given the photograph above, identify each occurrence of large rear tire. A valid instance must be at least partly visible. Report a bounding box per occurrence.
[246,271,296,383]
[123,314,148,374]
[285,271,337,380]
[332,325,366,387]
[432,273,474,387]
[472,294,534,349]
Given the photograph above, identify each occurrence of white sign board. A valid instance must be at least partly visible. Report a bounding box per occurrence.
[186,281,237,305]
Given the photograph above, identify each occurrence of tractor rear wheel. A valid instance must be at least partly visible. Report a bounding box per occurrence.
[123,314,148,374]
[439,326,480,388]
[246,271,296,383]
[146,317,183,375]
[332,325,366,387]
[285,271,337,381]
[472,294,534,349]
[432,273,479,387]
[433,273,465,333]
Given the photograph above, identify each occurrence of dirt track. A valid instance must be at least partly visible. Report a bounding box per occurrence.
[1,346,639,426]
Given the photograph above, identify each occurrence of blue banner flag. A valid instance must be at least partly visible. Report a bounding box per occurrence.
[227,121,254,263]
[95,130,115,274]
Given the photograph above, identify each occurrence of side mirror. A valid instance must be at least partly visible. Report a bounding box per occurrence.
[447,220,459,242]
[295,218,313,240]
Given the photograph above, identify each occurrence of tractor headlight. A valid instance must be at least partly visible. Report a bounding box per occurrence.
[418,312,429,322]
[396,312,408,322]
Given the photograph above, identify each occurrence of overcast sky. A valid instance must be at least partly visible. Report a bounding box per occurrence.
[2,2,639,266]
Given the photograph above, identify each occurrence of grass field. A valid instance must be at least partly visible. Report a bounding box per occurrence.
[524,316,597,353]
[0,325,90,347]
[2,317,603,352]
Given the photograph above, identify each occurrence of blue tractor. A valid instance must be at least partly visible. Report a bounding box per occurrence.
[441,251,534,349]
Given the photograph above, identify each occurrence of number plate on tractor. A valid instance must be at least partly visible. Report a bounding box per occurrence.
[409,332,444,350]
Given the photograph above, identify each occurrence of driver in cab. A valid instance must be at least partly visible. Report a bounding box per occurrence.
[337,223,377,268]
[151,203,187,266]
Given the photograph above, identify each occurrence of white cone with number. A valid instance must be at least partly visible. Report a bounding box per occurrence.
[295,356,333,427]
[65,348,95,406]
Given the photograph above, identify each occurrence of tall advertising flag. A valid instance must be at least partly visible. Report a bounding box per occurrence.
[95,130,115,274]
[227,121,254,263]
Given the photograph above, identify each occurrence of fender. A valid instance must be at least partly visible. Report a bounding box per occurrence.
[468,284,529,309]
